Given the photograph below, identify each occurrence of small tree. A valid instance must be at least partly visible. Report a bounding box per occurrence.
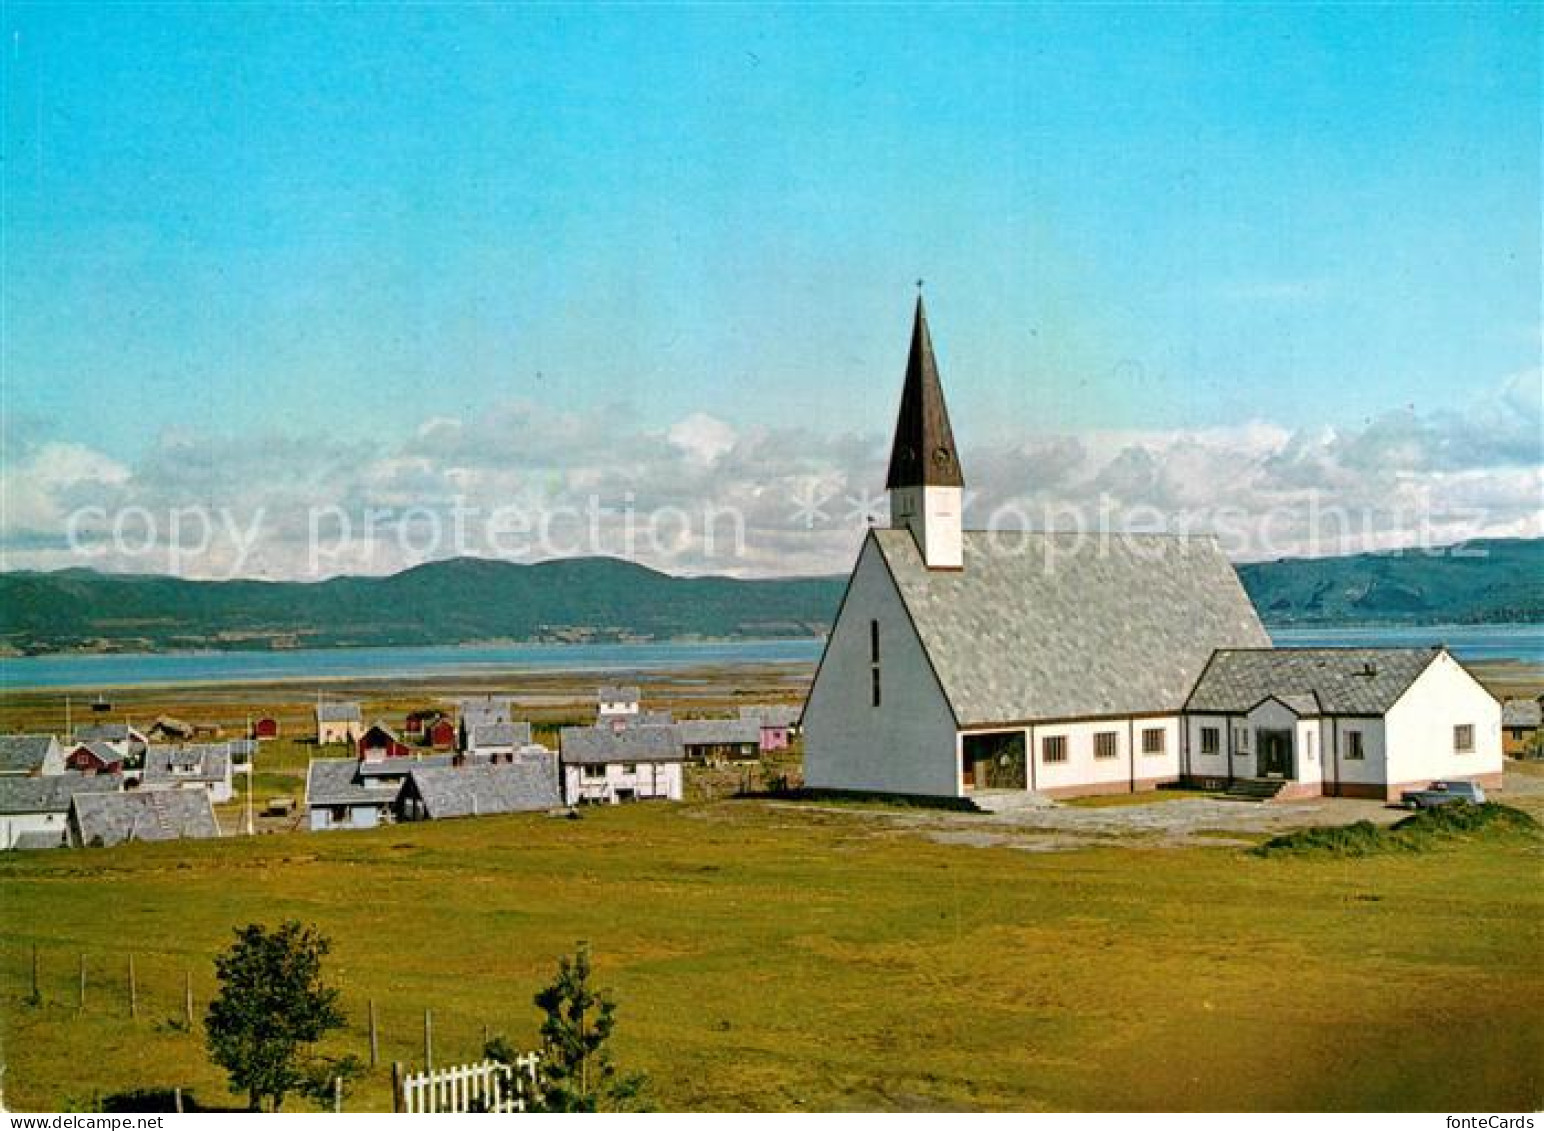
[204,921,346,1112]
[531,942,645,1112]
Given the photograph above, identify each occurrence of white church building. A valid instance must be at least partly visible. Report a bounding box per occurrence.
[802,300,1502,803]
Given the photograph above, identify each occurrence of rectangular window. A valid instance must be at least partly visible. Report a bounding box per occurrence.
[1094,731,1119,760]
[1306,731,1316,761]
[870,667,881,708]
[1454,724,1474,754]
[1142,727,1166,756]
[1200,727,1220,755]
[1345,730,1365,760]
[870,619,880,664]
[1041,735,1068,764]
[621,763,637,775]
[582,764,606,780]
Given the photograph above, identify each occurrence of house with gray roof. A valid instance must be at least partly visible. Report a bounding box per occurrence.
[71,723,148,768]
[1183,647,1501,800]
[464,720,534,758]
[69,790,220,848]
[804,299,1501,803]
[560,724,685,805]
[677,718,761,762]
[140,743,235,803]
[0,735,64,777]
[305,758,404,831]
[738,706,802,751]
[1501,697,1542,757]
[597,685,641,721]
[315,701,363,746]
[396,754,561,822]
[0,774,120,850]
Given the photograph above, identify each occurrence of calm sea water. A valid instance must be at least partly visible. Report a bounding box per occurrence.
[0,623,1537,691]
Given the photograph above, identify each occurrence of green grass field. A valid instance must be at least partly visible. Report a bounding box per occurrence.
[3,797,1541,1112]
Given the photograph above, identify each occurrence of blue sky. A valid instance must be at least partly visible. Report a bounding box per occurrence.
[1,4,1539,578]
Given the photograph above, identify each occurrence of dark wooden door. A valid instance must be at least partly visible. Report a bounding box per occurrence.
[1258,729,1294,778]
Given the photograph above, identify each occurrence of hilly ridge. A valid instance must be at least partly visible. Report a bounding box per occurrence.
[0,538,1538,656]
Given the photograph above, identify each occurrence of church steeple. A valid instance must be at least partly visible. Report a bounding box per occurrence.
[886,296,965,489]
[886,295,964,570]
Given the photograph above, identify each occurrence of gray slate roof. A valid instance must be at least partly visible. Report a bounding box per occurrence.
[74,723,143,744]
[459,697,518,728]
[0,774,120,815]
[1502,698,1543,728]
[1186,648,1442,715]
[871,529,1270,726]
[560,724,685,765]
[678,718,762,746]
[141,744,232,786]
[0,735,59,774]
[466,721,533,750]
[71,790,220,847]
[598,685,640,704]
[358,754,454,778]
[402,757,561,819]
[739,705,801,728]
[306,759,402,807]
[315,702,362,723]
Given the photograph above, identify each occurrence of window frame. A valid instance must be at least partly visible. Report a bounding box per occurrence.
[1041,734,1068,764]
[1141,727,1166,756]
[1093,731,1119,760]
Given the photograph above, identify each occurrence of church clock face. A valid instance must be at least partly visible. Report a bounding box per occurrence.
[932,446,952,468]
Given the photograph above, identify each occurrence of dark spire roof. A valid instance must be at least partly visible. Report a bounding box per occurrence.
[885,296,964,489]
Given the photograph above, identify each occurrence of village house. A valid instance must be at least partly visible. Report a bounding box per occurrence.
[463,720,534,759]
[738,706,801,752]
[358,721,411,760]
[1183,648,1503,801]
[147,716,196,742]
[0,735,64,777]
[596,685,641,721]
[71,722,148,767]
[804,299,1501,803]
[251,715,281,741]
[305,758,408,831]
[457,696,520,749]
[0,775,120,850]
[315,701,364,745]
[63,741,127,776]
[678,718,763,762]
[1501,697,1542,757]
[395,754,561,822]
[560,724,685,804]
[69,789,221,848]
[139,743,235,804]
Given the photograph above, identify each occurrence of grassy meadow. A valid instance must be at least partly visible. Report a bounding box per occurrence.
[3,795,1541,1112]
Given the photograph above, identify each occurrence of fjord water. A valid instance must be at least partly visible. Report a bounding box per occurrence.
[0,624,1539,691]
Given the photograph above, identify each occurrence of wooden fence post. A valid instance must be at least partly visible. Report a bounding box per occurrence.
[184,969,194,1029]
[128,954,137,1019]
[368,998,379,1067]
[174,1087,184,1114]
[391,1061,403,1114]
[78,954,86,1012]
[423,1008,433,1070]
[332,1075,342,1113]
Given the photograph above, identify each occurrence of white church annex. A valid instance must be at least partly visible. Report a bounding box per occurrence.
[802,299,1502,802]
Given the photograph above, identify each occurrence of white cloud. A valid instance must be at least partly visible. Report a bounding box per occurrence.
[1,377,1537,580]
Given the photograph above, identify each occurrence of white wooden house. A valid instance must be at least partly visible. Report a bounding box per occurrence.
[596,685,641,721]
[315,701,363,746]
[560,724,684,804]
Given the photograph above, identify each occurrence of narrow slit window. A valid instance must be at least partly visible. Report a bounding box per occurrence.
[871,666,882,708]
[870,619,880,664]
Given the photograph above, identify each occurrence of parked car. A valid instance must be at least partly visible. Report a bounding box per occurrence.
[1399,780,1486,810]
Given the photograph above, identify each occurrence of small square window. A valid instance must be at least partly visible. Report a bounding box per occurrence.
[621,763,637,774]
[1454,724,1474,754]
[1345,730,1365,760]
[582,764,607,780]
[1041,735,1068,764]
[1141,727,1166,756]
[1094,731,1119,760]
[1200,727,1220,755]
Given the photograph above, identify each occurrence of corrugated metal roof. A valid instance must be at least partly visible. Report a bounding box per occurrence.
[403,757,560,820]
[1186,648,1441,715]
[71,790,220,847]
[560,724,685,765]
[874,528,1269,725]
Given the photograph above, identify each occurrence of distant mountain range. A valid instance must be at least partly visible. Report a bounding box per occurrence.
[0,537,1538,656]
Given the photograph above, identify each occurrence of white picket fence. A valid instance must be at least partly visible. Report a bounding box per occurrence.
[400,1054,541,1113]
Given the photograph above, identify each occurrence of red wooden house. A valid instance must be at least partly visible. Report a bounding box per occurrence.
[357,722,410,760]
[252,716,281,741]
[425,716,457,751]
[64,742,125,775]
